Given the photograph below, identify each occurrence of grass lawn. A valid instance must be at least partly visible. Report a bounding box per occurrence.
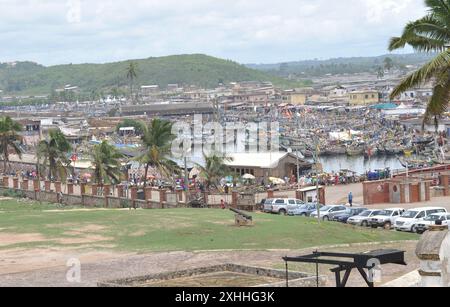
[0,198,418,252]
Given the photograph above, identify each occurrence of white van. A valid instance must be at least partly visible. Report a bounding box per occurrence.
[395,207,447,233]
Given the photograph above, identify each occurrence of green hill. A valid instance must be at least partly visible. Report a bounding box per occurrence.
[247,53,434,78]
[0,54,306,96]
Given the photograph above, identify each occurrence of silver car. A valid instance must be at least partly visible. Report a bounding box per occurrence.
[310,205,348,221]
[263,199,275,213]
[347,209,382,227]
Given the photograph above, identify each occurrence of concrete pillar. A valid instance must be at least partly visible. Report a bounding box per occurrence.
[44,180,51,192]
[296,190,303,201]
[144,187,153,201]
[33,179,40,192]
[55,182,62,193]
[80,183,87,195]
[319,188,326,205]
[103,185,110,208]
[103,184,111,197]
[91,184,98,196]
[441,175,449,196]
[203,192,209,206]
[117,185,124,198]
[13,178,19,189]
[400,183,409,204]
[130,187,138,200]
[21,179,29,191]
[159,189,167,207]
[67,183,74,195]
[232,191,238,208]
[2,176,9,188]
[425,182,431,201]
[416,225,450,287]
[177,190,183,202]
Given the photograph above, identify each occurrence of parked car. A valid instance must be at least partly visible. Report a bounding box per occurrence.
[332,207,366,223]
[415,213,450,234]
[263,199,275,213]
[258,199,267,211]
[368,208,405,230]
[310,205,348,221]
[266,198,304,215]
[395,207,448,233]
[347,209,382,227]
[288,203,322,217]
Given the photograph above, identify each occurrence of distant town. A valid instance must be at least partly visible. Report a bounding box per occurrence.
[1,0,450,290]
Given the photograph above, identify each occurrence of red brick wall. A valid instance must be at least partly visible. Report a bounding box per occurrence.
[410,184,420,203]
[441,175,449,196]
[363,181,390,205]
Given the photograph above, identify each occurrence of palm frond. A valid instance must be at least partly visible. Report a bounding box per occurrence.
[390,50,450,99]
[423,73,450,125]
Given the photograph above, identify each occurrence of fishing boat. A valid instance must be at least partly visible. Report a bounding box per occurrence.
[364,147,378,159]
[384,145,403,156]
[324,146,347,156]
[346,146,364,156]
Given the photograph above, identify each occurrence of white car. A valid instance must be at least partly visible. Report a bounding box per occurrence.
[395,207,447,233]
[347,209,382,227]
[415,213,450,234]
[368,208,405,230]
[265,198,304,215]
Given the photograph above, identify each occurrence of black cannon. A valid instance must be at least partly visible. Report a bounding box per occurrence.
[230,208,253,226]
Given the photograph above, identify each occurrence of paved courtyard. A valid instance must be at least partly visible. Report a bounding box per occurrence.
[0,241,419,287]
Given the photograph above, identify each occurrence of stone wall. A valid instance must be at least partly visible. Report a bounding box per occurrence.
[1,176,325,210]
[363,181,390,205]
[363,178,432,205]
[97,264,327,288]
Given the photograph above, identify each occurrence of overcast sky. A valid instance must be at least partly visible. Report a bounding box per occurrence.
[0,0,427,66]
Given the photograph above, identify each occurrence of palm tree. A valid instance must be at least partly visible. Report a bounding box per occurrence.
[136,119,177,187]
[389,0,450,125]
[126,61,138,103]
[383,57,394,72]
[377,66,385,79]
[91,141,124,186]
[0,116,23,173]
[37,130,72,181]
[195,153,233,189]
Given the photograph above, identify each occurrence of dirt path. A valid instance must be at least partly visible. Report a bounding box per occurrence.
[0,241,419,287]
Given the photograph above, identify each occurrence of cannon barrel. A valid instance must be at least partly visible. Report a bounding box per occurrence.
[230,208,253,221]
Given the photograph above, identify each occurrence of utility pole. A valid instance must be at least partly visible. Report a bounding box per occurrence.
[184,156,189,193]
[314,133,321,223]
[297,150,300,190]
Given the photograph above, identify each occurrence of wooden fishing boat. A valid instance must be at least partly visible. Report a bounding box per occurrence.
[364,147,378,159]
[346,146,364,156]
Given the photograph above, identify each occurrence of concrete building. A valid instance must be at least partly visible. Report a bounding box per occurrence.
[348,90,380,105]
[226,152,312,182]
[141,85,160,95]
[281,90,307,105]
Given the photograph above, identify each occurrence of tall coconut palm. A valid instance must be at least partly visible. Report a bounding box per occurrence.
[389,0,450,125]
[383,57,394,72]
[195,153,233,189]
[126,61,138,103]
[37,130,72,181]
[377,66,385,79]
[136,119,177,187]
[91,141,124,186]
[0,116,23,173]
